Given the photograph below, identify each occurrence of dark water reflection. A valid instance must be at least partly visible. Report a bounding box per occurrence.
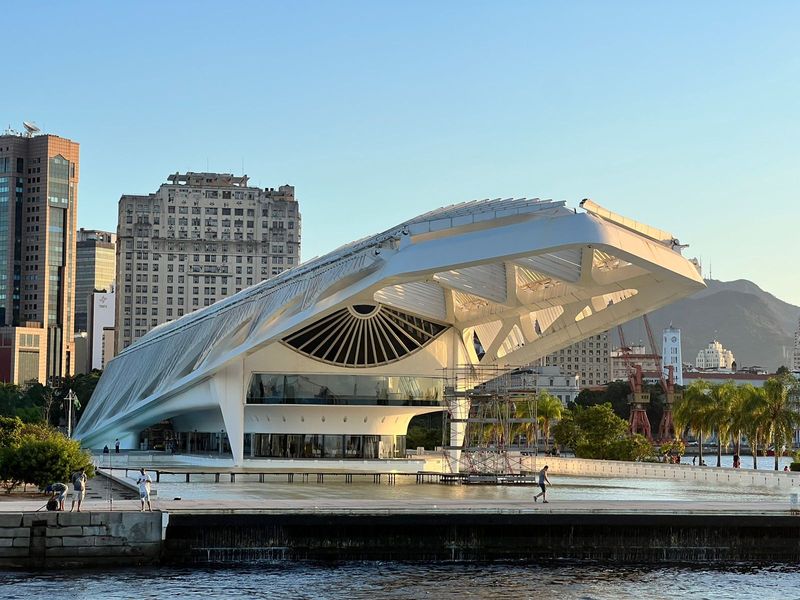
[1,563,799,600]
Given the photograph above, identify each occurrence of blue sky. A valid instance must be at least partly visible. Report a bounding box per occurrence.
[4,1,800,304]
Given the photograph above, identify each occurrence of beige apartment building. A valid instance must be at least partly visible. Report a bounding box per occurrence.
[0,127,79,383]
[539,331,610,387]
[75,228,116,332]
[116,172,301,351]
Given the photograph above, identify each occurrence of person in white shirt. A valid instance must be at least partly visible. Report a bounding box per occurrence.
[136,468,153,512]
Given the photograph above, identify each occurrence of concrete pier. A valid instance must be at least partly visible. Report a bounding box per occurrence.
[2,500,800,567]
[0,511,167,568]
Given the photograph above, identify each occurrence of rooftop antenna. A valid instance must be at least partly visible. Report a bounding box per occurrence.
[23,121,40,137]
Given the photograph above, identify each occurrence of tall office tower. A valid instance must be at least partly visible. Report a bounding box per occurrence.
[0,125,79,383]
[75,228,116,332]
[540,331,610,387]
[116,172,301,351]
[662,324,683,385]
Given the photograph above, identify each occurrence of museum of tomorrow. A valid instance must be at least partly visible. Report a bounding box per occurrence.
[74,198,705,467]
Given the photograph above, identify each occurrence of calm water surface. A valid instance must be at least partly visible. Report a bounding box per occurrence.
[2,563,799,599]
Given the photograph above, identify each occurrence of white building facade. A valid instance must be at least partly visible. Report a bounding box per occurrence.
[695,340,735,371]
[88,291,115,371]
[75,198,705,470]
[662,324,683,385]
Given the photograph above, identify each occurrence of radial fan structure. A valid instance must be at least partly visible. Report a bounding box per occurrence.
[283,304,448,367]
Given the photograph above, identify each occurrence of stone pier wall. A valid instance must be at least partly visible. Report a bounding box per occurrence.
[0,511,166,568]
[163,512,800,564]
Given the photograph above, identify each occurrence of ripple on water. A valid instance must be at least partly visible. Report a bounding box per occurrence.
[2,563,800,600]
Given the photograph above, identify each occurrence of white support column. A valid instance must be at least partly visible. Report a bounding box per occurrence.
[448,396,471,473]
[212,359,246,467]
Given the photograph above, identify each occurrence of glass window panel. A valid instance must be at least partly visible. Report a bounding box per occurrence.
[323,435,343,458]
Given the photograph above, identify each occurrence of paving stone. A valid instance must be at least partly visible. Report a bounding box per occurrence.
[0,514,22,527]
[47,526,83,537]
[82,526,108,536]
[94,535,126,546]
[57,512,91,526]
[22,513,57,527]
[0,527,30,538]
[61,536,95,547]
[46,537,63,548]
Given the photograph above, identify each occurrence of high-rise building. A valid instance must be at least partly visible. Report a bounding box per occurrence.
[662,324,683,385]
[541,331,610,387]
[0,126,79,383]
[116,172,300,351]
[75,228,116,332]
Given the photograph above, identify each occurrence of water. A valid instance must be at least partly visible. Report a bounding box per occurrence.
[2,563,799,599]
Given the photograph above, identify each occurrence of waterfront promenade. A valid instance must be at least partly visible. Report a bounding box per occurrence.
[0,495,797,515]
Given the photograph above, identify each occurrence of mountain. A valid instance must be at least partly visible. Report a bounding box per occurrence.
[615,279,800,371]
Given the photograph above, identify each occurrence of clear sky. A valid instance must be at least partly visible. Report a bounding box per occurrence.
[4,1,799,305]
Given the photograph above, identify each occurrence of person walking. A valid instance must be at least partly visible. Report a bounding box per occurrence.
[136,468,153,512]
[70,468,87,512]
[533,465,551,503]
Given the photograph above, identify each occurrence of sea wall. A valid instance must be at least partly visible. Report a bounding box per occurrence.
[163,512,800,564]
[0,511,167,568]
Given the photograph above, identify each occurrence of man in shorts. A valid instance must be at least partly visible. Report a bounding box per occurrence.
[70,468,87,512]
[533,465,551,503]
[136,468,153,512]
[46,482,68,511]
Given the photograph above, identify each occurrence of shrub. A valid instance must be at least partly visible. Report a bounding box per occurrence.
[0,422,94,493]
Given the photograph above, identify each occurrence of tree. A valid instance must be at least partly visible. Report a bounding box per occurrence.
[740,384,768,469]
[673,380,713,465]
[512,394,538,447]
[762,375,800,471]
[552,410,581,451]
[536,390,562,452]
[728,384,750,457]
[575,380,631,419]
[0,422,94,493]
[706,382,737,467]
[555,403,653,461]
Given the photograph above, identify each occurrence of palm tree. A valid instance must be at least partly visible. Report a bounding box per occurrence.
[740,384,768,469]
[728,385,749,457]
[512,394,538,447]
[763,376,800,471]
[674,380,712,465]
[706,382,737,467]
[536,390,563,452]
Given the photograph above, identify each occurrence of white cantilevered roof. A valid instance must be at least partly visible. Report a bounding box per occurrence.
[74,197,704,440]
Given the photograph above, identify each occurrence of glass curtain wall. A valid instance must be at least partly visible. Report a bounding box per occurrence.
[247,373,443,406]
[247,433,406,459]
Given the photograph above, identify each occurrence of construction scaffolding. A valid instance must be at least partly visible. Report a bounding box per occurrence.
[441,366,540,474]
